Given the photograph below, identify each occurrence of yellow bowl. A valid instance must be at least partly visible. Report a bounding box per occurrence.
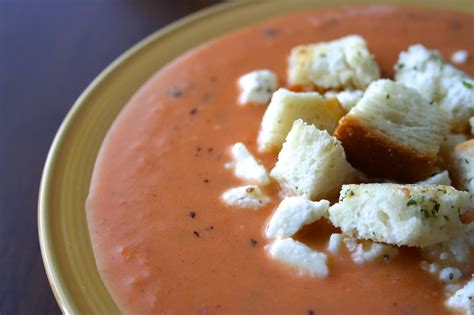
[38,1,474,313]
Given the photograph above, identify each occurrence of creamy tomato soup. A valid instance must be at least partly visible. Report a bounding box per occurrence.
[86,6,474,314]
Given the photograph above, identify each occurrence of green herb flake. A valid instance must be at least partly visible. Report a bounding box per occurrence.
[407,199,417,206]
[463,81,474,89]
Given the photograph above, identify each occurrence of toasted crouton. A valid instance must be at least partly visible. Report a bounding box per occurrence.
[328,184,472,247]
[288,35,380,90]
[267,238,328,278]
[238,69,278,105]
[450,140,474,194]
[334,79,450,182]
[395,44,474,131]
[271,120,354,200]
[265,197,329,239]
[257,88,344,152]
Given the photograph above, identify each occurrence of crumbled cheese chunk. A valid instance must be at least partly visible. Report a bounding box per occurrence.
[420,261,440,274]
[268,238,328,278]
[238,70,278,105]
[439,267,463,283]
[257,88,344,152]
[395,44,474,131]
[344,238,398,264]
[271,120,354,199]
[229,143,270,185]
[422,223,474,264]
[288,35,380,90]
[417,171,452,186]
[324,89,364,111]
[327,233,344,254]
[447,278,474,315]
[470,117,474,135]
[451,50,469,64]
[265,197,329,239]
[221,185,270,209]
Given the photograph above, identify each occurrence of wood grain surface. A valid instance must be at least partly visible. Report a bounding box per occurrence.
[0,1,221,313]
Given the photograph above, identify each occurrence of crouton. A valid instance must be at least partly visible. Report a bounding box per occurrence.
[238,69,278,105]
[395,44,474,131]
[227,143,270,185]
[417,171,452,186]
[257,88,344,152]
[325,89,364,112]
[265,197,329,239]
[267,238,328,278]
[288,35,380,90]
[446,277,474,314]
[334,79,450,182]
[450,139,474,194]
[328,184,472,247]
[221,185,270,209]
[271,120,355,200]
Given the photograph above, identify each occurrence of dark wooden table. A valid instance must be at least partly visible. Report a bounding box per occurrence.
[0,1,221,313]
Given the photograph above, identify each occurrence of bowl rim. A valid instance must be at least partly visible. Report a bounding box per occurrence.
[37,0,474,313]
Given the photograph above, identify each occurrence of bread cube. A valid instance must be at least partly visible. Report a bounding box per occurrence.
[395,44,474,131]
[334,79,450,182]
[257,88,344,152]
[267,238,328,278]
[238,69,278,105]
[450,139,474,194]
[265,197,329,239]
[328,184,472,247]
[288,35,380,90]
[271,120,354,199]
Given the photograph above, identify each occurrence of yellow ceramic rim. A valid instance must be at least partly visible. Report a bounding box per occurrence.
[38,1,473,314]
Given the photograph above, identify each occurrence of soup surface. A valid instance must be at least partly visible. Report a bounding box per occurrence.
[87,5,474,314]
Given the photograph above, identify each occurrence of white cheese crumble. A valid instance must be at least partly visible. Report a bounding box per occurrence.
[324,89,364,111]
[265,197,329,239]
[221,185,270,209]
[447,278,474,315]
[451,50,469,64]
[470,117,474,135]
[439,267,463,283]
[238,70,278,105]
[327,233,344,254]
[420,261,440,274]
[344,238,398,264]
[395,44,474,131]
[268,238,328,278]
[416,170,452,186]
[229,143,270,185]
